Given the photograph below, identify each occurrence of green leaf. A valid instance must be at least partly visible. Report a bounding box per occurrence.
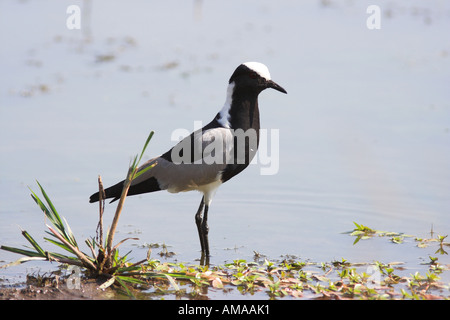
[21,230,46,257]
[43,236,74,254]
[36,181,64,231]
[353,221,362,230]
[30,182,78,248]
[131,131,156,181]
[137,131,154,165]
[29,185,63,233]
[29,188,51,220]
[133,162,157,180]
[114,276,134,297]
[0,245,44,258]
[117,275,146,285]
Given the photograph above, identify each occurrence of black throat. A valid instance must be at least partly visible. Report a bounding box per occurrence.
[218,86,262,183]
[227,88,261,134]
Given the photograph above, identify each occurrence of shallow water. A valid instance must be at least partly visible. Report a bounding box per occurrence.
[1,0,450,291]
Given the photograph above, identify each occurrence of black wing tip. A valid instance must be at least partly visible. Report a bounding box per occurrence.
[89,192,99,203]
[89,179,125,204]
[89,193,119,204]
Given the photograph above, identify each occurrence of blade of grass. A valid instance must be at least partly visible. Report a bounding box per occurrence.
[29,188,53,224]
[115,276,135,297]
[33,182,64,232]
[43,236,76,254]
[30,183,77,248]
[21,230,46,256]
[132,131,156,180]
[117,275,147,286]
[133,162,157,181]
[47,225,96,270]
[137,131,154,164]
[0,245,44,258]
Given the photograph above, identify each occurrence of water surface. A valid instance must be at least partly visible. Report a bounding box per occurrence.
[1,0,449,289]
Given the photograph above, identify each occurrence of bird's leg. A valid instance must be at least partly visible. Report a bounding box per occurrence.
[195,196,211,265]
[195,197,205,253]
[200,253,210,266]
[199,204,210,266]
[201,204,210,257]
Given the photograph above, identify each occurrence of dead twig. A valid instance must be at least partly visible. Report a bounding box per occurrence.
[96,175,105,247]
[105,166,135,261]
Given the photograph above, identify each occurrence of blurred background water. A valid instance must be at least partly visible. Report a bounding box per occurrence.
[1,0,449,286]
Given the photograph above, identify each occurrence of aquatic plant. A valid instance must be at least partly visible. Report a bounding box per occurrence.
[0,131,194,292]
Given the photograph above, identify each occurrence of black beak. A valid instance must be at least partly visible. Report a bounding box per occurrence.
[267,80,287,94]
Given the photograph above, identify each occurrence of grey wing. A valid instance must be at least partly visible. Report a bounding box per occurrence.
[131,127,234,193]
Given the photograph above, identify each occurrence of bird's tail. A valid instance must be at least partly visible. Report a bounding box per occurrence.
[89,177,161,204]
[89,180,125,203]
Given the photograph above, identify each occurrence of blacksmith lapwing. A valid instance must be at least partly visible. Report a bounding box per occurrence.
[89,62,287,261]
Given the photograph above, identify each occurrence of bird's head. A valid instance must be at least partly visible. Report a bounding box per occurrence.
[229,62,287,95]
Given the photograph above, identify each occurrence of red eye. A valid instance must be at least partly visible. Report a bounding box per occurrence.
[249,71,258,79]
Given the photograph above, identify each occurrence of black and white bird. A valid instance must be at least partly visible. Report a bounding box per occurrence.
[89,62,287,260]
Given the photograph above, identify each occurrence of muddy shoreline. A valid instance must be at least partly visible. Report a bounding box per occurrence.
[0,278,118,300]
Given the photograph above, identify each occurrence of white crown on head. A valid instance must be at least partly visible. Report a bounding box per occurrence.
[243,62,271,81]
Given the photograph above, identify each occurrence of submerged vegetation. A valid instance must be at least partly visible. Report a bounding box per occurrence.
[1,132,449,300]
